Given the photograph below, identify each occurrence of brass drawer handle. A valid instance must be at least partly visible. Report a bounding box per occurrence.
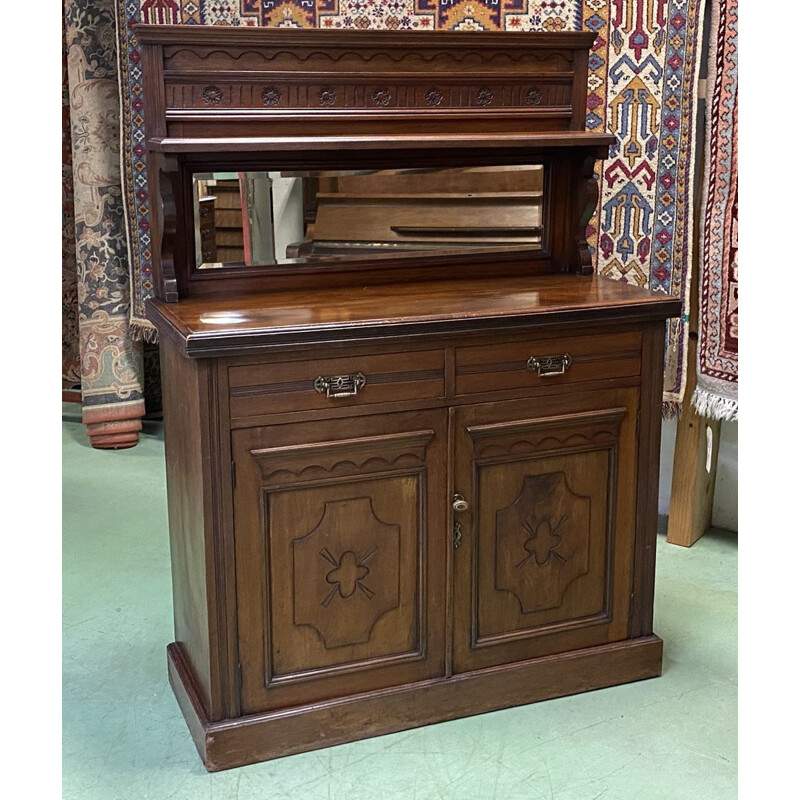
[313,372,366,398]
[526,354,572,377]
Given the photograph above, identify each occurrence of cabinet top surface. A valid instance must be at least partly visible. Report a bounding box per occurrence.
[148,274,681,357]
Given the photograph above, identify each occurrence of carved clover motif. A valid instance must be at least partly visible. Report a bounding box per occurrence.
[317,85,337,106]
[516,515,568,568]
[320,546,377,605]
[495,472,591,614]
[476,86,494,106]
[202,85,223,106]
[525,86,543,106]
[372,87,391,107]
[261,86,281,107]
[425,87,444,107]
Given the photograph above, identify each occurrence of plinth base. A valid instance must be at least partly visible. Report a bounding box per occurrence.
[167,635,663,772]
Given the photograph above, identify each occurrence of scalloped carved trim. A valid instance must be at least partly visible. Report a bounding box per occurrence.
[468,408,626,459]
[477,431,618,459]
[251,430,434,484]
[164,48,573,69]
[262,453,426,484]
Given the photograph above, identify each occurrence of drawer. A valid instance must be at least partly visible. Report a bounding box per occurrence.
[454,330,641,395]
[229,349,445,418]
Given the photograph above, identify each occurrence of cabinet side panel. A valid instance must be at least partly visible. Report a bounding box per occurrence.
[630,321,668,637]
[160,339,214,715]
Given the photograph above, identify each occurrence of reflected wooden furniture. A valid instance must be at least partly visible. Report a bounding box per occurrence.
[287,166,544,257]
[139,25,681,771]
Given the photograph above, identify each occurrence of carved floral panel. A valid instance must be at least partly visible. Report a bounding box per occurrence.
[495,472,591,614]
[292,496,401,649]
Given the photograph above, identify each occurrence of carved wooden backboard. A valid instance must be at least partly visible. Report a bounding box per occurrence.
[136,27,596,143]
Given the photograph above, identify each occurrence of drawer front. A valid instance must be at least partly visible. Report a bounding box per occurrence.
[229,349,445,418]
[454,330,641,395]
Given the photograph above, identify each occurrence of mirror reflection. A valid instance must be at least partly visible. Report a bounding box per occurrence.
[193,165,545,269]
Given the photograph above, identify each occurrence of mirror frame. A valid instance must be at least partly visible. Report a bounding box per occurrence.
[173,148,570,298]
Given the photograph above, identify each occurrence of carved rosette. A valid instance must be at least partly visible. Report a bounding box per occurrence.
[495,472,591,613]
[261,86,281,107]
[425,87,444,107]
[292,497,400,649]
[475,87,494,107]
[525,86,543,106]
[201,85,223,106]
[372,87,391,107]
[317,85,337,106]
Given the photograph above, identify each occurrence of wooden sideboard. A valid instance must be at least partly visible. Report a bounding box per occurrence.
[139,25,681,771]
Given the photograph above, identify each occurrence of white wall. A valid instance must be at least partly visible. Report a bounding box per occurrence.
[658,418,738,532]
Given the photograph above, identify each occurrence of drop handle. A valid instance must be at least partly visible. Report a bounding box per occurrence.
[452,493,470,513]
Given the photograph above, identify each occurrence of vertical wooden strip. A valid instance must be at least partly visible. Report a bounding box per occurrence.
[630,321,667,637]
[570,46,588,130]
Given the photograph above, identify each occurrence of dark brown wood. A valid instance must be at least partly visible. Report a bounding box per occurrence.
[168,635,663,771]
[138,25,614,301]
[146,274,680,358]
[451,390,638,673]
[630,321,669,637]
[150,133,615,153]
[232,410,448,713]
[143,26,680,772]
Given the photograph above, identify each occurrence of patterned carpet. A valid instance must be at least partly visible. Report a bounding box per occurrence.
[113,0,703,409]
[65,0,145,444]
[694,0,738,420]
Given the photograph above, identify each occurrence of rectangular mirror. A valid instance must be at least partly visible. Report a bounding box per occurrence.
[192,165,546,269]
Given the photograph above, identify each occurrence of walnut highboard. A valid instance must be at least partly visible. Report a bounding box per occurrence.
[138,24,681,771]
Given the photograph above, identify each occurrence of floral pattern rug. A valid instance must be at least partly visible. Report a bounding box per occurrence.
[64,0,144,439]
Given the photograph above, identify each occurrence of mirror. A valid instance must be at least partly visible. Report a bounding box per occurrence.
[192,165,546,269]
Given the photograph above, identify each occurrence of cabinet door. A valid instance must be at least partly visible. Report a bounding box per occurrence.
[232,410,447,714]
[451,388,639,673]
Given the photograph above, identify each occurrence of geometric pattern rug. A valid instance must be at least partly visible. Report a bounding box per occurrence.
[693,0,738,420]
[115,0,703,410]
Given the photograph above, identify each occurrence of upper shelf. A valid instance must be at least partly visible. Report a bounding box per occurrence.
[135,26,598,49]
[148,131,616,154]
[137,25,603,146]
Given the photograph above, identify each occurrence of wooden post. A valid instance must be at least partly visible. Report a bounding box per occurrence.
[665,298,722,547]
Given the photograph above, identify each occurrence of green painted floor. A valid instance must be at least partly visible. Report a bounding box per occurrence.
[63,409,737,799]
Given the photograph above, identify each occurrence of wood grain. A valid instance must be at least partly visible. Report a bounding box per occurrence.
[145,26,678,772]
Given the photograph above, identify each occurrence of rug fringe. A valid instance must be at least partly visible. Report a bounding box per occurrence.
[130,319,159,344]
[662,400,681,420]
[691,387,738,422]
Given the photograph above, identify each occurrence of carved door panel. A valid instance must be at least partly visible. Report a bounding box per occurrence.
[232,410,447,714]
[451,388,639,673]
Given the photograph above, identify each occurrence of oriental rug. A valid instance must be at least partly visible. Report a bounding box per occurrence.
[63,24,81,394]
[65,0,145,444]
[115,0,702,409]
[693,0,737,421]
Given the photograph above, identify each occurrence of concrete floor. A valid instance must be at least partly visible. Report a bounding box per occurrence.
[63,409,737,799]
